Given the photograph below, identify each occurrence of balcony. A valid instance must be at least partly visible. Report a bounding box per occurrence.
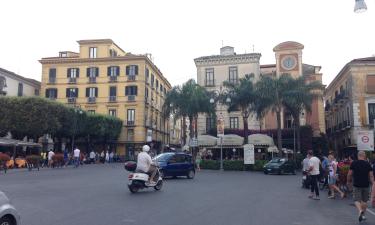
[109,96,117,102]
[48,78,56,84]
[127,76,136,81]
[126,121,135,126]
[109,76,117,82]
[205,79,215,87]
[68,77,77,84]
[127,95,136,101]
[89,77,96,83]
[325,103,331,111]
[67,97,76,104]
[87,97,96,103]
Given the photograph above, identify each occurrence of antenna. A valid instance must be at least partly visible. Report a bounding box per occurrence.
[252,45,255,53]
[221,40,224,47]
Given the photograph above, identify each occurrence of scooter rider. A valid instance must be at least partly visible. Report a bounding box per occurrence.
[136,145,157,185]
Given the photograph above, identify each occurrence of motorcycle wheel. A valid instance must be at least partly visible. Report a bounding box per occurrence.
[128,184,139,193]
[154,180,163,191]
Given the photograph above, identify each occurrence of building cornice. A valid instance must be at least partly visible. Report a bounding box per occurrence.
[0,67,40,87]
[194,53,261,66]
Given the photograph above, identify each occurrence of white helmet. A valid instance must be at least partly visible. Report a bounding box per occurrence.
[142,145,150,152]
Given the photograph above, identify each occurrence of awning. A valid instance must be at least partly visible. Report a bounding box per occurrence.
[267,146,279,153]
[0,138,42,147]
[221,134,244,146]
[248,134,275,146]
[198,135,217,147]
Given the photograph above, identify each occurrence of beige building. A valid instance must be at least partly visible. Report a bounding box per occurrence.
[325,57,375,155]
[0,67,40,97]
[39,39,171,157]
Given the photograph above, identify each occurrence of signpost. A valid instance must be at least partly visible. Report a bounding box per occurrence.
[243,144,255,165]
[357,130,374,151]
[217,113,224,170]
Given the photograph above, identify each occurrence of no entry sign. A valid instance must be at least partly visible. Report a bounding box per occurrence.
[357,130,374,151]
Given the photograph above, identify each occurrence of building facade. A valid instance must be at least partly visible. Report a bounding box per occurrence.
[39,39,171,157]
[195,42,325,139]
[0,67,40,97]
[325,57,375,155]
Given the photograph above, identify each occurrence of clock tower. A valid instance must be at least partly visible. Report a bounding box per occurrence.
[273,41,304,78]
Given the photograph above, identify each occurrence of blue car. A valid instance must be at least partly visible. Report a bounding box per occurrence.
[154,152,195,179]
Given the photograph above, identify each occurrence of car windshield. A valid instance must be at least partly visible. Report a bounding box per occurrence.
[154,153,173,162]
[269,158,286,163]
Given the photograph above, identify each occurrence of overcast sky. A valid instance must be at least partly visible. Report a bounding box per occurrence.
[0,0,374,86]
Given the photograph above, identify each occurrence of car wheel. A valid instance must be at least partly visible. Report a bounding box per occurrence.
[187,170,195,179]
[0,215,16,225]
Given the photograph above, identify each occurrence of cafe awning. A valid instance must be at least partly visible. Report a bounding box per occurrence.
[267,146,279,153]
[198,135,217,147]
[221,134,244,146]
[248,134,275,146]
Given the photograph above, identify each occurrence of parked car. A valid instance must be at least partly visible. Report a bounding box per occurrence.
[0,191,20,225]
[154,152,195,179]
[263,158,296,175]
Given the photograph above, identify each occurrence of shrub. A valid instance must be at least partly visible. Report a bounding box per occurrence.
[201,159,267,171]
[223,160,244,171]
[200,160,220,170]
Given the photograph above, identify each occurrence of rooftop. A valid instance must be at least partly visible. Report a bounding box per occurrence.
[0,67,40,86]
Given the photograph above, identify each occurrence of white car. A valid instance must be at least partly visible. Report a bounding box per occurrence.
[0,191,20,225]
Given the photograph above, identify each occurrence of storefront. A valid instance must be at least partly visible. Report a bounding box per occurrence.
[248,134,278,160]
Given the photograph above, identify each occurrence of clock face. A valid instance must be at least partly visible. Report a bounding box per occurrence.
[281,55,297,70]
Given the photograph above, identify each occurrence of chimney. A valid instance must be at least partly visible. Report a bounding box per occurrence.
[220,46,235,56]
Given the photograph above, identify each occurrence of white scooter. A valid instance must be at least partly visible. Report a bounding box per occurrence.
[125,161,163,193]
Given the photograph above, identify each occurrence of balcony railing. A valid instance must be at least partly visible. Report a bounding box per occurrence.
[68,77,77,84]
[126,121,135,126]
[127,76,136,81]
[205,79,215,87]
[87,97,96,103]
[67,97,76,104]
[128,95,136,101]
[109,76,117,82]
[109,96,117,102]
[48,78,56,84]
[89,77,96,83]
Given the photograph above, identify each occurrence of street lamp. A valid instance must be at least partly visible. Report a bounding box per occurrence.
[72,105,83,152]
[354,0,367,13]
[232,148,236,159]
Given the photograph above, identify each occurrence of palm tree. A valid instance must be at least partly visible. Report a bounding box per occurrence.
[222,74,258,144]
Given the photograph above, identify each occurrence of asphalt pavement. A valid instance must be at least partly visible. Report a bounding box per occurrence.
[0,164,374,225]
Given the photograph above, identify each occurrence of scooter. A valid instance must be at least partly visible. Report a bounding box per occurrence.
[124,161,163,193]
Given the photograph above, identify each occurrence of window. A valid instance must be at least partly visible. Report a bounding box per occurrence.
[109,49,117,57]
[369,103,375,125]
[284,113,293,128]
[229,117,239,129]
[206,117,216,132]
[205,68,215,86]
[87,67,99,77]
[109,86,117,97]
[229,67,238,83]
[45,88,57,99]
[87,110,95,114]
[127,129,134,141]
[66,88,78,98]
[151,74,155,87]
[59,52,67,57]
[67,68,79,78]
[34,89,40,96]
[145,87,149,99]
[108,109,117,117]
[347,107,350,125]
[86,87,98,97]
[49,68,56,82]
[126,65,138,76]
[17,83,23,96]
[127,109,135,122]
[125,86,138,96]
[89,47,97,58]
[156,80,159,91]
[107,66,120,76]
[145,68,149,83]
[160,84,163,93]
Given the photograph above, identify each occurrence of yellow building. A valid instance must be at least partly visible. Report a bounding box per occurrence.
[39,39,171,158]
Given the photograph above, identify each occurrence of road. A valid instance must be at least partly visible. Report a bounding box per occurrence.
[0,164,373,225]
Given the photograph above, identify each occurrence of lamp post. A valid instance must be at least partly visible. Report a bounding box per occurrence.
[354,0,367,13]
[72,105,83,152]
[232,148,236,160]
[210,86,231,171]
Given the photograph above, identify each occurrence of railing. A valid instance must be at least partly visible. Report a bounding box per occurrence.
[67,97,76,103]
[87,97,96,103]
[48,78,56,84]
[109,96,116,102]
[128,95,136,101]
[128,76,136,81]
[126,121,135,126]
[68,77,77,84]
[109,76,117,82]
[89,77,96,83]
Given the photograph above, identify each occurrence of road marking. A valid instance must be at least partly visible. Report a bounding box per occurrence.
[367,208,375,216]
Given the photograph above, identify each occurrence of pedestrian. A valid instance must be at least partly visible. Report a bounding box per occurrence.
[40,151,47,168]
[105,150,109,163]
[47,149,54,168]
[100,151,105,163]
[109,151,114,163]
[302,155,310,188]
[195,151,202,171]
[307,150,321,200]
[347,151,374,222]
[73,147,80,168]
[327,153,344,199]
[89,150,95,164]
[63,148,69,167]
[321,155,329,190]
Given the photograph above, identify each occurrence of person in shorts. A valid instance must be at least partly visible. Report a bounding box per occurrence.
[347,151,374,222]
[327,153,344,199]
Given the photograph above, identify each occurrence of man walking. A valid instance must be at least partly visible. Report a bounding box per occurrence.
[347,151,374,222]
[89,150,96,164]
[47,149,54,168]
[307,150,321,200]
[73,147,80,168]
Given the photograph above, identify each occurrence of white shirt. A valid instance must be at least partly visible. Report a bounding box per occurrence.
[308,156,321,175]
[302,158,310,171]
[48,151,54,160]
[136,152,152,172]
[89,151,95,159]
[328,160,337,177]
[74,148,80,158]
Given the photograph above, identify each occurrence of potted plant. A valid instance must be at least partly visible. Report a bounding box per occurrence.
[0,153,11,174]
[26,155,41,171]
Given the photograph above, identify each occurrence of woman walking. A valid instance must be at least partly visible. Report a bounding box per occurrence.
[195,151,202,171]
[327,154,344,199]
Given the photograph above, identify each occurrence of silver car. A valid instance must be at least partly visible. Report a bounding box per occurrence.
[0,191,20,225]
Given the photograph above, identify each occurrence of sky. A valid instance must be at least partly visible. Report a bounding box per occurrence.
[0,0,374,86]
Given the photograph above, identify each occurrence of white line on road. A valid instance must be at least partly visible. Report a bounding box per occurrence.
[367,208,375,216]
